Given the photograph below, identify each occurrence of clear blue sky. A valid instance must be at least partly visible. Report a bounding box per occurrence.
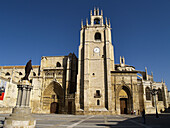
[0,0,170,90]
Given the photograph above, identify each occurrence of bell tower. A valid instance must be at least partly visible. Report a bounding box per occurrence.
[75,8,115,114]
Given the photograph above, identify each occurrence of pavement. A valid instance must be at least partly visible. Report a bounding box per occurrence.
[0,113,170,128]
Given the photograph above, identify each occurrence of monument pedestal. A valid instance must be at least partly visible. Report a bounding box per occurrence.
[4,80,36,128]
[4,107,36,128]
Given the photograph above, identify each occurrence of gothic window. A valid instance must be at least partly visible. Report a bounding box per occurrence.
[158,88,163,101]
[56,62,61,67]
[95,32,101,41]
[97,100,100,105]
[5,72,10,76]
[145,87,151,100]
[94,18,100,24]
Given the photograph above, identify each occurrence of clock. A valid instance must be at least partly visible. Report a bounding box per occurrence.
[94,47,100,53]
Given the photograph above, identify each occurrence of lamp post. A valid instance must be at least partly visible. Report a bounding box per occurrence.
[151,89,159,118]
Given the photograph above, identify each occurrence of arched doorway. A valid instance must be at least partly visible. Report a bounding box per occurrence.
[50,102,59,113]
[119,89,128,114]
[117,86,132,114]
[42,81,64,114]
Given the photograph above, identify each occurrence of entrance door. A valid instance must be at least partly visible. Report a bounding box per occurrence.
[68,102,72,114]
[50,102,59,113]
[120,98,127,114]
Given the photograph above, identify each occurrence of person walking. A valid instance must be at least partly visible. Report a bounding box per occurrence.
[142,109,146,124]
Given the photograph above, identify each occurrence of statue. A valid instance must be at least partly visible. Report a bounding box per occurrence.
[22,60,33,81]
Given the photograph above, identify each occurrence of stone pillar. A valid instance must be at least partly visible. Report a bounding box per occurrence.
[21,85,27,107]
[16,85,22,107]
[4,80,36,128]
[26,86,32,107]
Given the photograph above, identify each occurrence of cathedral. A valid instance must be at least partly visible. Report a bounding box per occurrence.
[0,8,169,115]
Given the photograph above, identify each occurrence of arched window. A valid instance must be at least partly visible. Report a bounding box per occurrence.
[94,18,100,24]
[19,72,23,75]
[158,88,163,101]
[96,90,100,96]
[56,62,61,67]
[97,100,100,105]
[5,72,10,76]
[145,87,151,100]
[33,72,36,76]
[95,32,101,41]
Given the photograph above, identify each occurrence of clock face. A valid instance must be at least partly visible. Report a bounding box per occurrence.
[94,47,100,53]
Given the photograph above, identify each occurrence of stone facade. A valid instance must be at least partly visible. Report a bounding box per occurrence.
[0,8,169,115]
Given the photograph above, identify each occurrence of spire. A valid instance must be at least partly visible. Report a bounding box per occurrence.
[145,67,148,80]
[145,67,147,74]
[105,17,108,26]
[90,10,92,16]
[120,56,122,65]
[94,7,96,15]
[81,19,83,28]
[86,18,88,26]
[123,56,125,64]
[101,10,103,15]
[97,8,99,15]
[108,18,111,27]
[0,67,1,76]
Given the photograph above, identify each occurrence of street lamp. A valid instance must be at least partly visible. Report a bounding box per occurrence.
[151,88,159,118]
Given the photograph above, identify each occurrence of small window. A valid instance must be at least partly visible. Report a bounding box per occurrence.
[146,87,151,100]
[158,88,163,101]
[95,32,101,41]
[19,72,23,75]
[97,100,100,105]
[94,18,100,24]
[52,95,55,99]
[92,73,95,76]
[5,72,10,76]
[96,90,100,96]
[56,62,61,67]
[33,72,36,76]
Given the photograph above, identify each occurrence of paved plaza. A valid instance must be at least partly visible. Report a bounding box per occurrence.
[0,113,170,128]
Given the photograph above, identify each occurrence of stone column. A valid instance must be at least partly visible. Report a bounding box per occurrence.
[26,86,32,107]
[21,85,27,107]
[16,85,22,107]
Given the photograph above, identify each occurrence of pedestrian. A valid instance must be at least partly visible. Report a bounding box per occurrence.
[138,110,140,115]
[142,109,146,124]
[134,110,136,115]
